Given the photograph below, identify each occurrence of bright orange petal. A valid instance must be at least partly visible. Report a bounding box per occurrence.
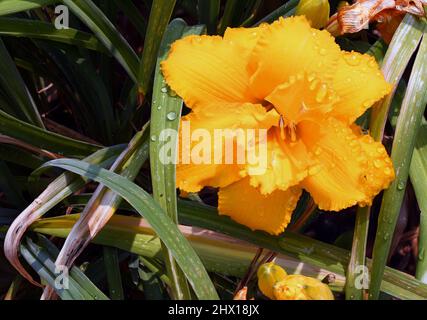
[176,103,277,192]
[184,102,278,131]
[218,177,302,235]
[162,35,258,109]
[299,118,395,211]
[177,163,243,193]
[247,127,310,195]
[223,25,266,57]
[266,73,338,124]
[248,16,341,99]
[330,51,391,124]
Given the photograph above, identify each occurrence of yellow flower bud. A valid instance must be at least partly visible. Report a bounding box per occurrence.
[273,280,310,300]
[337,1,350,10]
[257,263,288,299]
[273,275,334,300]
[295,0,331,29]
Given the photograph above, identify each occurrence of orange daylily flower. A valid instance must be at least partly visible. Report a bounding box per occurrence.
[162,16,395,235]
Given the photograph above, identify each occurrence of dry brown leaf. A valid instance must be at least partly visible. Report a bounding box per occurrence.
[3,177,75,287]
[329,0,427,34]
[375,11,404,43]
[41,132,147,300]
[233,287,249,300]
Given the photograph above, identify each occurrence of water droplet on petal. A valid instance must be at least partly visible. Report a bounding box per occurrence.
[309,79,319,91]
[309,165,322,176]
[345,52,360,66]
[369,59,377,68]
[384,167,392,176]
[316,84,328,102]
[363,100,372,108]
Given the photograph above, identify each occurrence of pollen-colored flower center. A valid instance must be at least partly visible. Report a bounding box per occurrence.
[278,115,298,142]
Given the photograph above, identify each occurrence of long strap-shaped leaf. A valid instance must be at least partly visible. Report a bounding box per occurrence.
[62,0,139,82]
[138,0,176,98]
[20,236,108,300]
[3,145,124,286]
[115,1,147,38]
[411,122,427,282]
[0,39,44,128]
[370,22,427,299]
[150,19,204,300]
[253,0,299,26]
[31,209,427,300]
[345,40,387,300]
[218,0,239,35]
[0,17,106,52]
[0,109,100,157]
[346,16,424,300]
[40,158,219,300]
[42,129,149,300]
[0,0,57,16]
[197,0,220,34]
[369,14,425,139]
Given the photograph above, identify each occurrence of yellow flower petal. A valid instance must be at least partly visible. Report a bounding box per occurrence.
[176,102,276,192]
[265,72,338,124]
[273,275,334,300]
[161,34,258,109]
[218,177,302,235]
[184,102,278,131]
[273,281,309,300]
[257,263,288,299]
[248,16,341,99]
[223,25,266,57]
[299,118,395,211]
[177,162,243,193]
[330,51,392,124]
[247,127,310,195]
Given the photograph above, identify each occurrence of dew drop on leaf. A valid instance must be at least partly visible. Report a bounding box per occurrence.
[167,112,177,121]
